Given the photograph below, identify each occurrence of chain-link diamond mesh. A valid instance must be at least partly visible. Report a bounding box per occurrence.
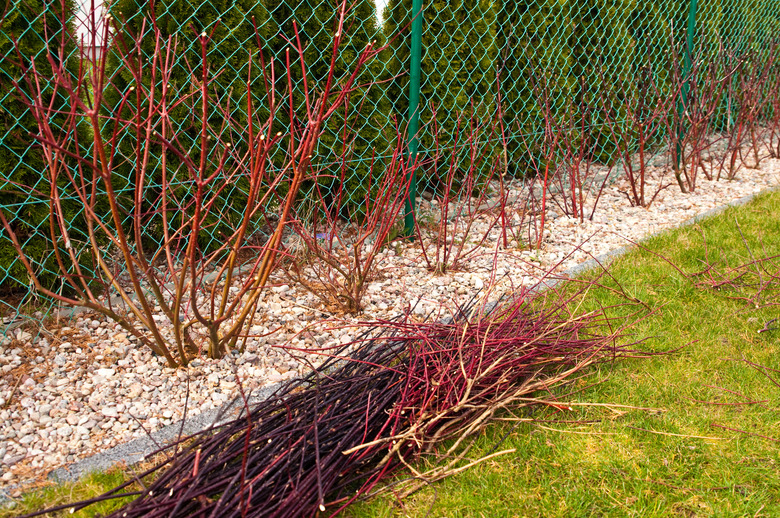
[1,0,779,332]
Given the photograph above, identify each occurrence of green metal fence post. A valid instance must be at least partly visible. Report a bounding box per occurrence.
[403,0,423,237]
[676,0,698,174]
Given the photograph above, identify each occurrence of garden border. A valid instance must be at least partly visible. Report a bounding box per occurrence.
[1,183,778,503]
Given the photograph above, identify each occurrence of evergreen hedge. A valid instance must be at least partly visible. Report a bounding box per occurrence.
[0,0,88,295]
[2,0,777,301]
[102,0,386,243]
[494,0,577,176]
[492,0,725,173]
[383,0,498,194]
[262,0,387,220]
[102,0,274,253]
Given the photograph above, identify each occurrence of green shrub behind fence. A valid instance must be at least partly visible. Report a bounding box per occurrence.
[0,0,94,296]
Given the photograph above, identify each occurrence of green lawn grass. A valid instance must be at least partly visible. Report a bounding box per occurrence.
[346,190,780,517]
[4,191,780,518]
[0,466,141,517]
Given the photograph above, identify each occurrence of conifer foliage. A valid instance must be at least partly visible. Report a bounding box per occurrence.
[102,0,273,252]
[101,0,386,241]
[0,0,86,293]
[262,0,387,219]
[494,0,577,176]
[383,0,498,191]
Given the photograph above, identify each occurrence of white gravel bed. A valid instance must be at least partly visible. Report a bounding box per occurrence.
[0,154,779,495]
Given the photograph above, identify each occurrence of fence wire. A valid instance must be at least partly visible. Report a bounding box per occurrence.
[1,0,778,333]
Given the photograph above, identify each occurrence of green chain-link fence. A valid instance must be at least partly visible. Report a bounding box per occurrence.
[1,0,778,333]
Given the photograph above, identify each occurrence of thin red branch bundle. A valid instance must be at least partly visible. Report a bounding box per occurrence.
[26,282,643,518]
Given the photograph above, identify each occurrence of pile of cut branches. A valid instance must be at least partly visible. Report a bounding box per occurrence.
[24,286,641,518]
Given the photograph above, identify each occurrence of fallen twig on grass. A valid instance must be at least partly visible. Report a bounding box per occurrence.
[710,423,780,443]
[703,357,780,445]
[624,425,724,441]
[648,478,737,493]
[516,399,666,414]
[689,219,780,309]
[683,396,768,406]
[757,318,778,333]
[533,424,618,436]
[722,357,780,390]
[704,384,770,409]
